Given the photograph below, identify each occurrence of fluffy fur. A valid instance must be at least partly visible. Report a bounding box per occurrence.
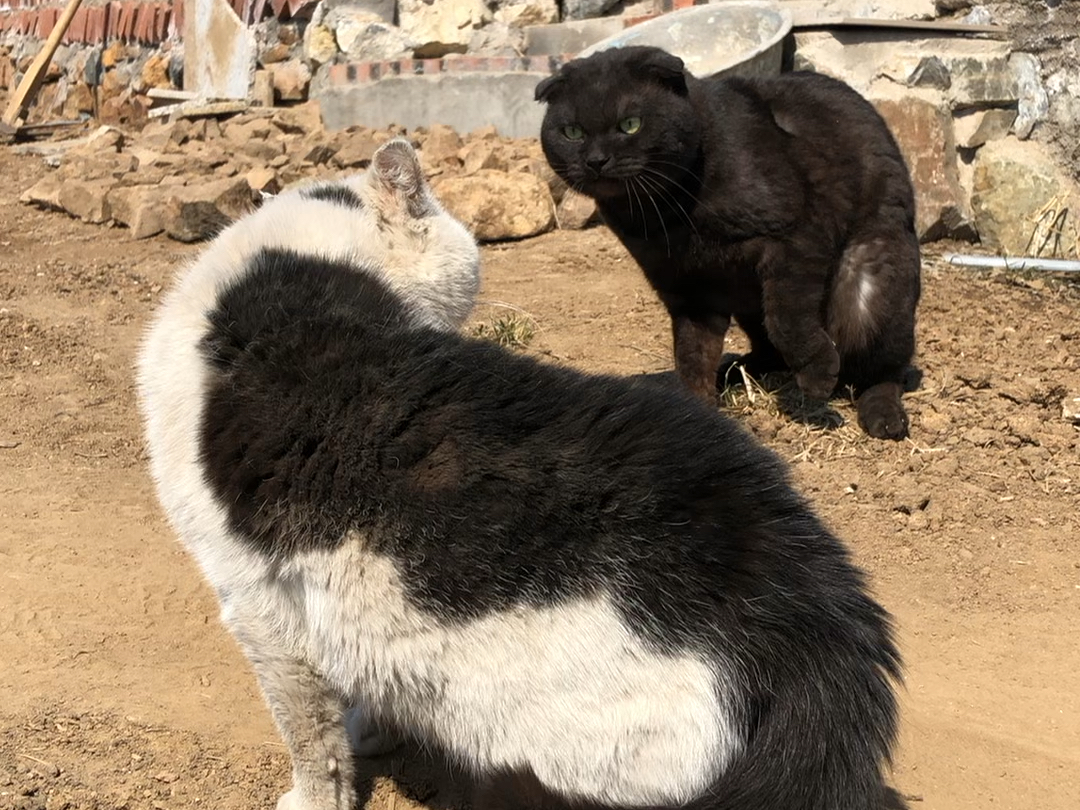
[138,138,902,810]
[536,46,922,439]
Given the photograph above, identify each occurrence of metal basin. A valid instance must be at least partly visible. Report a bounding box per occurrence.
[576,2,793,80]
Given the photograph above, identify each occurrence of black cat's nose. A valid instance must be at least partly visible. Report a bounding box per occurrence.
[585,156,612,178]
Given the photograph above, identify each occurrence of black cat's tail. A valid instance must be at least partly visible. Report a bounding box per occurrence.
[704,591,904,810]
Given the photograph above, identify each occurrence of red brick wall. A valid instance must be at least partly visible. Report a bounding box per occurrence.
[0,0,181,46]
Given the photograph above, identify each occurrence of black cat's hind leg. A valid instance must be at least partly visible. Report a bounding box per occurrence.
[829,228,920,441]
[759,245,840,401]
[731,314,788,378]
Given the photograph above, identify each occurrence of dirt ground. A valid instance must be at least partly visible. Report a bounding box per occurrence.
[1,141,1078,810]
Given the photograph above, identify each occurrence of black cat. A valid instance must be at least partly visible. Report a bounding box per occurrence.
[536,46,922,439]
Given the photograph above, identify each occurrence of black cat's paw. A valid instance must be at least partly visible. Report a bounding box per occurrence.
[794,344,840,401]
[857,384,909,440]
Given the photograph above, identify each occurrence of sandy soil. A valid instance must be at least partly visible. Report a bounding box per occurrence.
[1,145,1078,810]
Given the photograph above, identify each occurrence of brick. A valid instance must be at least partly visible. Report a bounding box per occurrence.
[68,7,87,42]
[327,63,347,85]
[154,4,168,43]
[172,0,183,36]
[421,58,441,75]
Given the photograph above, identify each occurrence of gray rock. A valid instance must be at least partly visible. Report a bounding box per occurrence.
[908,56,951,90]
[1008,52,1050,139]
[561,0,621,21]
[947,55,1017,109]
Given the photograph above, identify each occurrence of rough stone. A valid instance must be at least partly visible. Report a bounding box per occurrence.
[140,55,171,91]
[873,94,971,242]
[556,189,598,230]
[953,108,1018,149]
[270,59,311,102]
[947,55,1017,109]
[331,127,382,168]
[971,139,1080,258]
[271,102,324,136]
[466,21,526,57]
[244,167,282,194]
[419,124,464,173]
[1009,52,1051,140]
[434,170,555,241]
[252,69,275,108]
[106,185,166,239]
[561,0,621,20]
[459,139,509,175]
[259,43,292,66]
[492,0,559,27]
[19,174,65,211]
[398,0,491,58]
[907,56,950,91]
[57,179,115,224]
[164,179,259,243]
[304,24,339,65]
[336,15,413,60]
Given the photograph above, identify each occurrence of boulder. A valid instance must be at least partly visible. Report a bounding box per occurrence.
[873,93,973,242]
[57,178,116,224]
[244,167,282,194]
[270,59,311,102]
[434,170,555,241]
[164,179,259,243]
[971,139,1080,258]
[19,174,66,211]
[953,108,1017,149]
[398,0,490,58]
[106,185,167,239]
[334,9,412,59]
[1009,52,1050,139]
[419,124,464,174]
[140,54,171,91]
[304,23,339,64]
[459,139,510,174]
[556,189,598,230]
[332,127,383,168]
[492,0,559,27]
[561,0,621,20]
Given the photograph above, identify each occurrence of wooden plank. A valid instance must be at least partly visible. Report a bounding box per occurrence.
[148,99,250,120]
[147,88,199,101]
[796,17,1008,37]
[2,0,85,127]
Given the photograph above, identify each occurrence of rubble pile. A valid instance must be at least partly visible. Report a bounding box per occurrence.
[17,102,596,243]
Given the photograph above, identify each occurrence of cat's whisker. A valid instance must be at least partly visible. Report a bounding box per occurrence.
[634,176,671,258]
[639,167,717,221]
[627,178,649,240]
[638,173,698,235]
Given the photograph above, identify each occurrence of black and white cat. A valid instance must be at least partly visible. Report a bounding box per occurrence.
[536,46,922,440]
[138,138,902,810]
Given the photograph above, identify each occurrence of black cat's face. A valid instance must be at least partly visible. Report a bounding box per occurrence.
[536,47,701,202]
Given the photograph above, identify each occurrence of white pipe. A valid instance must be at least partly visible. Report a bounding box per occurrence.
[943,253,1080,273]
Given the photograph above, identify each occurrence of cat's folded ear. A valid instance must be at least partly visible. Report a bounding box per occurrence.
[534,70,565,104]
[635,49,689,96]
[373,138,430,213]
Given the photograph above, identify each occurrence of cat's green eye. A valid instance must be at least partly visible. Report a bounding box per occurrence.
[562,124,585,141]
[619,116,642,135]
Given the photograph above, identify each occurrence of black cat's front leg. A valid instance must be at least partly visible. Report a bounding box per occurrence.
[668,308,732,403]
[759,257,839,401]
[235,631,356,810]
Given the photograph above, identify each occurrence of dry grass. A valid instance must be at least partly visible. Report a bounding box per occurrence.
[470,301,538,350]
[717,362,877,463]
